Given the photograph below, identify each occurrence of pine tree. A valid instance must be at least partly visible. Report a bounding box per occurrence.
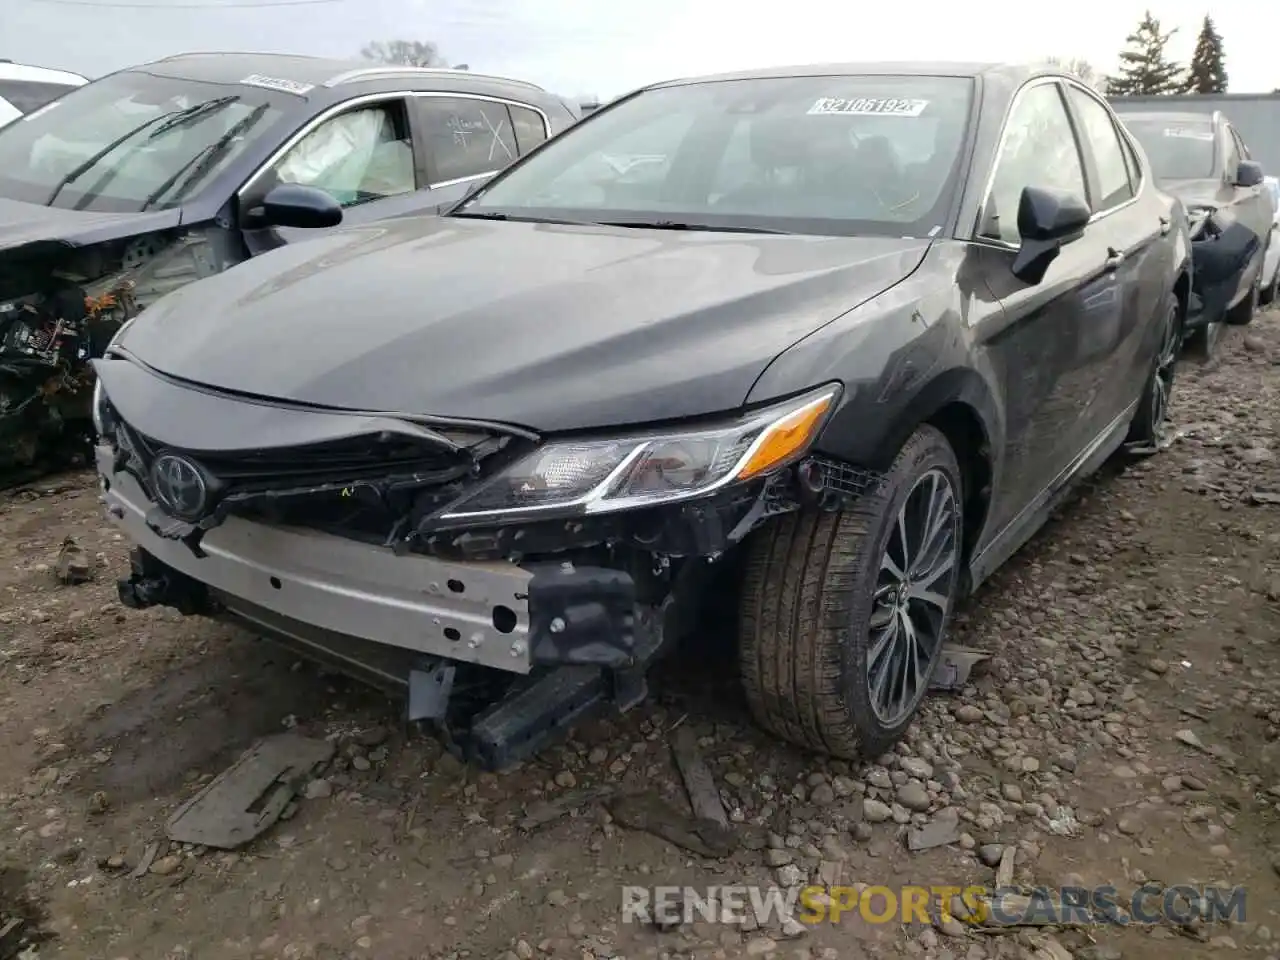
[1108,11,1184,96]
[1184,15,1228,93]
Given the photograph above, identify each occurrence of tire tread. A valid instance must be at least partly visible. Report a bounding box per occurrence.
[740,426,957,759]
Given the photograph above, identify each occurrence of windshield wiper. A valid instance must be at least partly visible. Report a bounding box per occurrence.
[42,96,241,207]
[448,211,602,226]
[146,95,240,139]
[599,219,790,235]
[141,103,269,211]
[43,108,184,205]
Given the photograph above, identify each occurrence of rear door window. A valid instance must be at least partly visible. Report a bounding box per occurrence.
[1066,86,1134,210]
[418,96,519,183]
[509,103,548,154]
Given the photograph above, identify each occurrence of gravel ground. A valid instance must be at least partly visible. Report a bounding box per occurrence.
[4,310,1280,960]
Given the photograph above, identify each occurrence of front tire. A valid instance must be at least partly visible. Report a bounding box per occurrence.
[1127,296,1181,448]
[738,426,964,760]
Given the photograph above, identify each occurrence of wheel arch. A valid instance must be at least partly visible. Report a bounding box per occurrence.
[820,366,1002,575]
[1174,264,1191,326]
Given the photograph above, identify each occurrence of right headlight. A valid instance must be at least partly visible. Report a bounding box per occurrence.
[438,384,841,523]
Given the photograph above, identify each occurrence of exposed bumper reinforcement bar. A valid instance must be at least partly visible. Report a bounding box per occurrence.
[116,548,660,771]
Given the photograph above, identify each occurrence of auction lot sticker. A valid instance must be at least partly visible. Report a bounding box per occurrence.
[808,97,929,116]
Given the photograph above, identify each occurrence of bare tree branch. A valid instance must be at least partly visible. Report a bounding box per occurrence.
[360,39,451,68]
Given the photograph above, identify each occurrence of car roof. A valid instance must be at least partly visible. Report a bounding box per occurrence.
[0,60,88,86]
[127,52,546,98]
[646,60,1051,89]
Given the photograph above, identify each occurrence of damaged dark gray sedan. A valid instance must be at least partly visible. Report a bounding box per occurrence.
[94,62,1190,768]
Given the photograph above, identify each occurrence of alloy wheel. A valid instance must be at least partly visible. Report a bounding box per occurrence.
[866,469,961,725]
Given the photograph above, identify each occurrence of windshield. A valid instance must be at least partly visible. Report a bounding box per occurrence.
[1122,118,1217,181]
[0,70,290,212]
[457,74,974,237]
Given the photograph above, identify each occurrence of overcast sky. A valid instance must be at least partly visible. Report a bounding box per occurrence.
[7,0,1278,100]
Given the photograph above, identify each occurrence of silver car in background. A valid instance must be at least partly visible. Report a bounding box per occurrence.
[1263,175,1280,305]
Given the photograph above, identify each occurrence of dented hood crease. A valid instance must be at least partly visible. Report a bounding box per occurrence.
[116,215,931,433]
[0,195,183,256]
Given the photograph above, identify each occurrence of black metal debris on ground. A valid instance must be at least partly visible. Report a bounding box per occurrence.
[165,733,334,849]
[54,536,90,585]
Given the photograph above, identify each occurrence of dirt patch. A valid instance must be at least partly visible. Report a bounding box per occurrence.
[0,866,53,960]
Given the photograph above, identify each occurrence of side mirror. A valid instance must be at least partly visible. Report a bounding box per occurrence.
[1236,160,1264,188]
[1011,186,1091,286]
[257,183,343,229]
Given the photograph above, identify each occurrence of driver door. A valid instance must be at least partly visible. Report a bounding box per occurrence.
[239,96,433,255]
[975,80,1124,534]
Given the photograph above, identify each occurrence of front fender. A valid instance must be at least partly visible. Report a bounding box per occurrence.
[746,244,1004,475]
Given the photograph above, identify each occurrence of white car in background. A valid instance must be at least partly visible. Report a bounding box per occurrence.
[0,60,87,128]
[1264,176,1280,306]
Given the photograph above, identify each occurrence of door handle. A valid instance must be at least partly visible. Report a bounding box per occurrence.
[1104,247,1124,271]
[1159,216,1171,235]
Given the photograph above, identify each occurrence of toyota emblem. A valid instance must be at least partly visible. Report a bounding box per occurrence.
[150,454,208,520]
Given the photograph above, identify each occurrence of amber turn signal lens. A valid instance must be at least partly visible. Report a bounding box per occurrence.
[735,393,835,480]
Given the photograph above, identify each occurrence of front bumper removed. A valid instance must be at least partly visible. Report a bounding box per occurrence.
[99,444,684,769]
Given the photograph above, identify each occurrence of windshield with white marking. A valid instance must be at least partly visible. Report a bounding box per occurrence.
[456,74,974,238]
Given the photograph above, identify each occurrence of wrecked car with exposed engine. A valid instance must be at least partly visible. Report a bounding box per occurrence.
[95,61,1190,769]
[0,52,576,485]
[1113,107,1275,357]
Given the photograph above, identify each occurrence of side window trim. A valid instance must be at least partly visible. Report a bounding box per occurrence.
[412,91,551,189]
[1117,124,1144,195]
[237,91,417,203]
[1060,79,1141,219]
[972,77,1090,247]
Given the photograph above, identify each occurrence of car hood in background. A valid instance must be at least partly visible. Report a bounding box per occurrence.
[0,195,182,256]
[115,215,931,433]
[1156,178,1225,211]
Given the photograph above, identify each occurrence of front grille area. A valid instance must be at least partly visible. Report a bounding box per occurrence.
[104,401,529,544]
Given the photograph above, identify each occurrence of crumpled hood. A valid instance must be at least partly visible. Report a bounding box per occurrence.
[116,215,930,432]
[0,194,182,255]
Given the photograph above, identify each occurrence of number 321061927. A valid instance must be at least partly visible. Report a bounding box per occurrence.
[807,97,929,117]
